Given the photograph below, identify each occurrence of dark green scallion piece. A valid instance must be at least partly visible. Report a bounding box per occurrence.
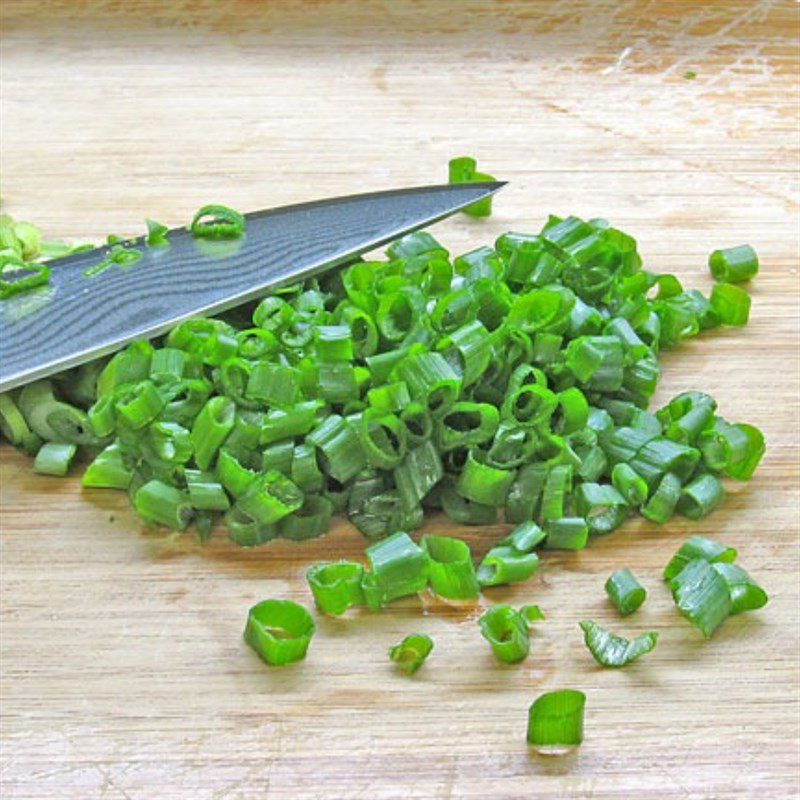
[605,569,647,616]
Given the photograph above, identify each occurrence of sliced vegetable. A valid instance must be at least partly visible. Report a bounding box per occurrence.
[605,569,646,616]
[527,690,586,751]
[663,535,737,581]
[389,633,434,674]
[422,535,479,600]
[306,561,365,615]
[579,620,658,667]
[244,599,315,666]
[669,558,732,638]
[478,605,530,664]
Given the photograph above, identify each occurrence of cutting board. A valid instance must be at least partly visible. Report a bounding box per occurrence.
[1,2,798,798]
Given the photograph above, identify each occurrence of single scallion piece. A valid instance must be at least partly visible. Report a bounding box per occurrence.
[33,442,77,476]
[422,535,479,600]
[712,562,768,615]
[669,558,732,638]
[478,605,531,664]
[189,204,245,240]
[579,620,658,667]
[361,532,429,611]
[527,690,586,752]
[389,633,434,674]
[306,561,365,616]
[605,569,646,616]
[243,599,315,666]
[708,245,758,283]
[663,535,737,581]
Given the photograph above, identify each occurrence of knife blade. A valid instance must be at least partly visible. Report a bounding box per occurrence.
[0,182,505,392]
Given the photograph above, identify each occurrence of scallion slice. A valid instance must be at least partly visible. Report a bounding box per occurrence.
[669,558,732,638]
[579,620,658,667]
[389,633,434,674]
[605,569,646,616]
[422,535,479,600]
[712,562,768,615]
[244,599,315,666]
[663,535,737,581]
[478,605,530,664]
[527,690,586,752]
[306,561,365,615]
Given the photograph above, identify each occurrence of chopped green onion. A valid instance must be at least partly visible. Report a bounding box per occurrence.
[191,396,235,470]
[307,415,366,483]
[422,535,479,600]
[605,569,647,616]
[478,605,530,664]
[133,479,194,531]
[0,393,31,446]
[611,463,648,505]
[663,535,738,581]
[278,495,334,540]
[244,599,315,666]
[362,532,429,611]
[712,563,768,615]
[389,633,434,674]
[233,470,303,526]
[448,156,497,217]
[527,690,586,751]
[579,620,658,667]
[145,218,169,247]
[306,561,365,615]
[669,558,732,638]
[82,443,132,489]
[0,259,51,298]
[189,204,245,239]
[1,208,766,553]
[520,604,545,623]
[709,245,758,283]
[394,440,443,508]
[33,442,77,476]
[574,482,629,535]
[544,517,589,550]
[710,282,751,326]
[640,472,682,523]
[676,473,725,519]
[456,449,515,506]
[184,469,230,511]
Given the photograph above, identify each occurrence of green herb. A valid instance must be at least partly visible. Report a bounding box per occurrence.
[389,633,434,674]
[0,211,764,552]
[145,218,170,247]
[579,620,658,667]
[663,535,737,581]
[527,690,586,750]
[605,568,646,616]
[712,562,769,614]
[189,204,245,239]
[33,442,77,476]
[668,558,732,638]
[478,605,532,664]
[709,244,758,283]
[448,156,497,217]
[422,535,479,600]
[306,561,365,615]
[244,599,315,666]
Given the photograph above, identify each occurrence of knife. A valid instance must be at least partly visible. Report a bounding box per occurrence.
[0,182,505,392]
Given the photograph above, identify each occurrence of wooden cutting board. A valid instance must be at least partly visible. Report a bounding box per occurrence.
[1,2,798,798]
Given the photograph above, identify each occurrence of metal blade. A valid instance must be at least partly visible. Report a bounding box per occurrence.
[0,182,504,391]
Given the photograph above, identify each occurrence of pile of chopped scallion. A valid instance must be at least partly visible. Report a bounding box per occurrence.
[0,169,769,750]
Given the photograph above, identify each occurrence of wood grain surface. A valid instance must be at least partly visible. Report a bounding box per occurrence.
[1,1,799,798]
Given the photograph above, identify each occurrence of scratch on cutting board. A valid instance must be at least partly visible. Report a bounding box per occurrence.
[601,46,633,74]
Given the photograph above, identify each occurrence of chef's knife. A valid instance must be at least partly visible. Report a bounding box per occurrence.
[0,182,505,392]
